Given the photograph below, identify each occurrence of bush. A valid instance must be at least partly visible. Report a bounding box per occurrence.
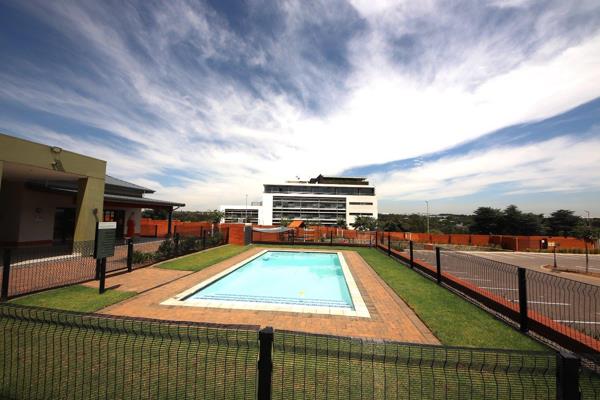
[132,250,154,264]
[206,231,224,246]
[156,239,175,259]
[179,236,201,253]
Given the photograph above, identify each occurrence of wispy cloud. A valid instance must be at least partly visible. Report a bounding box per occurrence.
[0,0,599,212]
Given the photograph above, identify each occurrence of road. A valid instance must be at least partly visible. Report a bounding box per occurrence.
[463,251,600,286]
[410,249,600,341]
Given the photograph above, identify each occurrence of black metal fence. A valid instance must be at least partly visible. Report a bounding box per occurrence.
[0,229,229,300]
[0,304,259,399]
[378,234,600,358]
[1,304,597,399]
[272,330,559,400]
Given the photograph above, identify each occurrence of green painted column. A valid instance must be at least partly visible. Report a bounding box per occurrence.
[73,176,105,243]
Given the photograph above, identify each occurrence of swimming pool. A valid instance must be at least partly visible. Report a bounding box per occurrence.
[162,250,369,317]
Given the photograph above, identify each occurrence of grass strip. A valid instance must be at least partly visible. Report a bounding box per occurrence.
[156,244,253,271]
[10,285,136,313]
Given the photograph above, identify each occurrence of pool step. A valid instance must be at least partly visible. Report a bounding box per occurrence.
[195,293,353,308]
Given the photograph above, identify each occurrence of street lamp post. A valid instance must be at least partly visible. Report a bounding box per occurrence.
[425,201,430,235]
[584,210,591,274]
[585,210,591,227]
[245,194,248,223]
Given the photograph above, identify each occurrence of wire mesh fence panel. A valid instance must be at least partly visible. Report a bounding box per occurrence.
[526,270,600,346]
[131,239,166,268]
[106,243,129,273]
[438,250,519,303]
[271,331,556,400]
[580,355,600,399]
[5,242,97,297]
[0,304,259,400]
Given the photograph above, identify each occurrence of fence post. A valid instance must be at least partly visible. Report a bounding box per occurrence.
[409,241,414,269]
[95,258,101,280]
[330,232,333,246]
[154,225,158,238]
[174,233,180,255]
[1,249,11,301]
[436,247,441,284]
[99,258,107,294]
[556,351,581,400]
[202,230,207,249]
[387,233,391,256]
[369,233,372,247]
[518,267,528,332]
[257,327,274,400]
[126,239,133,272]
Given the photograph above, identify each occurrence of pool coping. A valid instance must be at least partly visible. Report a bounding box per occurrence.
[160,249,371,318]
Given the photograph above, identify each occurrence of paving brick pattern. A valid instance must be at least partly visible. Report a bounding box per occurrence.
[98,247,439,344]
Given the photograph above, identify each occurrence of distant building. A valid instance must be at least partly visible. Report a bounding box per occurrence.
[221,204,261,224]
[220,174,377,228]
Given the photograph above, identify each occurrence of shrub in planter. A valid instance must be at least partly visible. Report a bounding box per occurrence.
[156,239,175,259]
[207,231,224,246]
[132,250,154,264]
[180,236,201,253]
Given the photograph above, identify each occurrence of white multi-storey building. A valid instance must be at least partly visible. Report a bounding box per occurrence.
[220,175,377,228]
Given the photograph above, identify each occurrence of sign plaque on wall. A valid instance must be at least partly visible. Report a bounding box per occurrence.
[94,221,117,259]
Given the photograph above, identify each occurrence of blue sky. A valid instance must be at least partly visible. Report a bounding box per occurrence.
[1,0,600,215]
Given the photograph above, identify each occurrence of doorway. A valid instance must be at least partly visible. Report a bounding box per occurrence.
[53,208,76,243]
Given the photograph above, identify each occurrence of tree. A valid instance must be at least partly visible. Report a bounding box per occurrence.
[377,214,405,232]
[351,216,378,231]
[501,205,522,235]
[172,211,212,222]
[142,208,168,220]
[574,222,600,273]
[501,205,542,235]
[335,218,347,229]
[206,209,224,224]
[545,209,581,236]
[278,217,291,227]
[470,207,503,234]
[405,214,427,232]
[517,212,544,236]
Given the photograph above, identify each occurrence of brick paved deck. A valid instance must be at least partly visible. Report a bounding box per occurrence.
[98,247,439,344]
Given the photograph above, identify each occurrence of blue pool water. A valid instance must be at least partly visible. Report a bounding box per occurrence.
[185,251,354,309]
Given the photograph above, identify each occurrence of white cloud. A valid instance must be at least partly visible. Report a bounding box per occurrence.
[1,0,600,212]
[373,134,600,201]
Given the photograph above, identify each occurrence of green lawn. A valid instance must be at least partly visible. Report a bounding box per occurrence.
[156,244,253,271]
[268,245,546,351]
[10,285,136,313]
[357,248,546,350]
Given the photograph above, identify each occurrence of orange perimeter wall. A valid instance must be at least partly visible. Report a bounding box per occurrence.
[141,219,595,250]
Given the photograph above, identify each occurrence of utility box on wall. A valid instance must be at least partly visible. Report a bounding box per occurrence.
[244,224,252,245]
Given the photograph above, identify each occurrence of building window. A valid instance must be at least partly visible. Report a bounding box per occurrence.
[224,209,258,223]
[350,212,375,217]
[265,185,375,196]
